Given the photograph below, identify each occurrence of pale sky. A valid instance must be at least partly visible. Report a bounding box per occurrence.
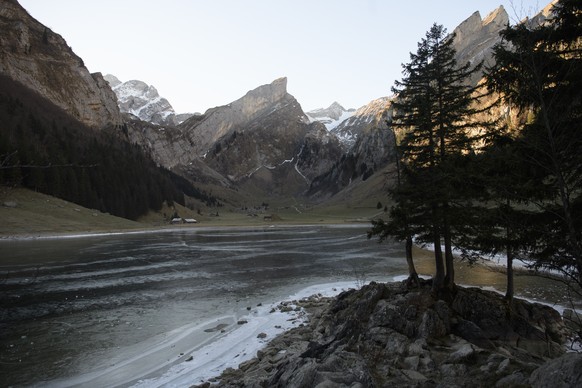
[19,0,544,114]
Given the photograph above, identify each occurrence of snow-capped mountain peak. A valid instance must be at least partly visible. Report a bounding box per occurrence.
[104,74,194,126]
[306,102,355,131]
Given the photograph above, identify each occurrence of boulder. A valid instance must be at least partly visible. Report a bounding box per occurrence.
[529,352,582,387]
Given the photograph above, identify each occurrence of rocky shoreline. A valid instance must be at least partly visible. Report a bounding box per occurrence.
[195,280,582,387]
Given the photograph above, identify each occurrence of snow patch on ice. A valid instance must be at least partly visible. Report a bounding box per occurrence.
[130,281,370,387]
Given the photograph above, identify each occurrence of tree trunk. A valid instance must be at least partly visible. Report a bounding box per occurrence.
[505,246,514,302]
[405,236,420,287]
[443,204,455,290]
[432,230,445,295]
[505,199,514,302]
[443,231,455,290]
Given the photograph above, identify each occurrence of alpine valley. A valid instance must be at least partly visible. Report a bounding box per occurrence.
[0,0,552,226]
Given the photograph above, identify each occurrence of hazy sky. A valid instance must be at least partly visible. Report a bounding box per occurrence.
[19,0,544,113]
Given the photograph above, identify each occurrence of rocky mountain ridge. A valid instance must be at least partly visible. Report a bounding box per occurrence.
[451,5,509,79]
[104,74,195,126]
[124,77,344,198]
[306,102,355,132]
[0,0,121,129]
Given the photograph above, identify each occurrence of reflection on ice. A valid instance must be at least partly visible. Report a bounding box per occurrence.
[0,225,406,386]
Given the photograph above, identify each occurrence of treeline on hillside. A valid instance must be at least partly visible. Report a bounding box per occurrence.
[370,0,582,300]
[0,76,215,220]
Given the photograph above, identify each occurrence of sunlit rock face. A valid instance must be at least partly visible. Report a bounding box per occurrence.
[181,77,343,195]
[0,0,122,129]
[451,6,509,83]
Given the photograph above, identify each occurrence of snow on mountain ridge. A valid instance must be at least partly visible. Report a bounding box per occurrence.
[331,96,392,147]
[104,74,195,126]
[306,102,355,131]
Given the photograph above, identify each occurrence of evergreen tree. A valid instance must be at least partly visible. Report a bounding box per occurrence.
[372,24,493,296]
[486,0,582,288]
[459,137,539,301]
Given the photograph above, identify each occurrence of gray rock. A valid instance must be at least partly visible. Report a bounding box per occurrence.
[403,355,420,370]
[440,363,467,377]
[400,369,428,382]
[447,343,477,364]
[419,308,448,339]
[529,352,582,387]
[198,281,569,388]
[497,358,511,374]
[453,317,496,349]
[496,371,527,387]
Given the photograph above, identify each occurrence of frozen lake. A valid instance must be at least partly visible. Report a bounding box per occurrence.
[0,225,413,386]
[0,224,571,387]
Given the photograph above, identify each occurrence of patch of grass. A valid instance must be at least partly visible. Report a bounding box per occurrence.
[0,180,391,238]
[0,186,142,237]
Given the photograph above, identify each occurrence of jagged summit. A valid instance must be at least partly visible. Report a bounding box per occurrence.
[179,77,307,157]
[104,74,194,126]
[451,5,509,80]
[306,102,355,131]
[246,76,288,103]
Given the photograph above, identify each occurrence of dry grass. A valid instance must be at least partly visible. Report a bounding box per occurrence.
[0,186,385,238]
[0,186,143,238]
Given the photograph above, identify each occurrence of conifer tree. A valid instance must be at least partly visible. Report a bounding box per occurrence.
[372,23,493,296]
[486,0,582,288]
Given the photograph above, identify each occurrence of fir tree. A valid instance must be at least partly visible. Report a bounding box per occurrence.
[372,23,494,296]
[486,0,582,288]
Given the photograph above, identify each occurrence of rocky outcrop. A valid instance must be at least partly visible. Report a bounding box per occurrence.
[201,281,570,387]
[0,0,122,129]
[104,74,195,126]
[451,6,509,80]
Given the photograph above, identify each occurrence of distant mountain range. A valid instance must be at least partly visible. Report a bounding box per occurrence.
[0,0,554,218]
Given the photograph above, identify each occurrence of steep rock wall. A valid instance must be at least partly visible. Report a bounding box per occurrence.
[0,0,121,129]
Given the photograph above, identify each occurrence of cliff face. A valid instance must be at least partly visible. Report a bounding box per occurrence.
[451,6,509,84]
[179,77,294,157]
[0,0,122,129]
[186,78,343,196]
